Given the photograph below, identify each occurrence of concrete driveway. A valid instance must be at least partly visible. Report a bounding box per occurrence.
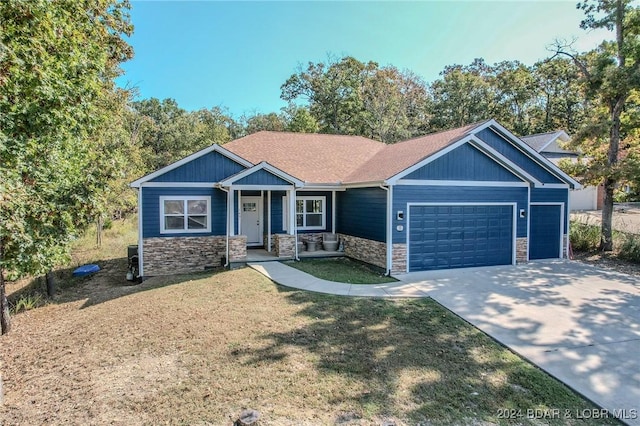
[396,261,640,425]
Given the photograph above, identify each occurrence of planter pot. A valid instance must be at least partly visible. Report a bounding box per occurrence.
[306,241,318,252]
[323,241,339,251]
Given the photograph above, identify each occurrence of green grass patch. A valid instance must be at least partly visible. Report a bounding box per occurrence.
[284,257,397,284]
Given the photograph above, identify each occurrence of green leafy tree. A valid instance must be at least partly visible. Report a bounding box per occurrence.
[242,111,287,134]
[430,60,497,131]
[533,57,587,134]
[552,0,640,250]
[283,105,319,133]
[0,0,133,334]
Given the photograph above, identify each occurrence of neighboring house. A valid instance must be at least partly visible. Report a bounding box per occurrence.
[130,119,580,277]
[521,131,603,211]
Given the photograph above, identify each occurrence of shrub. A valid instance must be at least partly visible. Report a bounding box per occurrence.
[569,221,600,251]
[619,233,640,263]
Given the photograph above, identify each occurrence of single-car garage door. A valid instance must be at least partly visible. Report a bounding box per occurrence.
[529,204,562,260]
[408,204,514,272]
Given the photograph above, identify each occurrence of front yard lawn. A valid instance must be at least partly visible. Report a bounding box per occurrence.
[1,264,614,425]
[284,257,397,284]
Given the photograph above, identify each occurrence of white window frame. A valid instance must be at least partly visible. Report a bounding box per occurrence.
[160,196,211,234]
[282,195,326,231]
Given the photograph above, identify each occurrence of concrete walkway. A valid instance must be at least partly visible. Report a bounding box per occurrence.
[249,260,640,425]
[248,261,430,297]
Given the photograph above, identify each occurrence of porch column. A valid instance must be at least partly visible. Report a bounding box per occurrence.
[287,188,296,235]
[228,188,235,236]
[267,190,272,252]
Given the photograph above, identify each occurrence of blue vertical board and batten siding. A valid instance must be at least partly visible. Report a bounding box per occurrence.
[392,185,528,244]
[475,128,563,184]
[235,169,293,186]
[337,188,386,242]
[142,187,227,238]
[270,191,286,234]
[405,143,522,182]
[150,151,246,183]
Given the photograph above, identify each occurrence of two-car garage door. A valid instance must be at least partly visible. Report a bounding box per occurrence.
[408,204,515,271]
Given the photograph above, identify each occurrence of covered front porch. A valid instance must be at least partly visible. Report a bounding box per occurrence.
[219,162,342,265]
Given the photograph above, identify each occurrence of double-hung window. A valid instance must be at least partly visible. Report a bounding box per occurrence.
[283,195,326,231]
[160,196,211,234]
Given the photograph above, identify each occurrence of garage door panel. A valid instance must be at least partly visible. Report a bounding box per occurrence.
[409,204,513,271]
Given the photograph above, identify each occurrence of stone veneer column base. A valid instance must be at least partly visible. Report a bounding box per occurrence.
[273,234,295,258]
[391,244,407,274]
[143,236,226,276]
[228,236,247,263]
[516,237,528,263]
[337,234,386,269]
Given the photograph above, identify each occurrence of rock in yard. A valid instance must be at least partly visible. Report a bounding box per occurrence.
[233,409,260,426]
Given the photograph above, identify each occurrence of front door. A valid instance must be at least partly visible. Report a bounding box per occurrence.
[241,196,263,246]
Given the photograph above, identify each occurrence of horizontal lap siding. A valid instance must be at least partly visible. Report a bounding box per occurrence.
[392,185,528,244]
[150,151,246,183]
[337,187,386,242]
[405,143,521,182]
[142,187,227,238]
[475,128,563,184]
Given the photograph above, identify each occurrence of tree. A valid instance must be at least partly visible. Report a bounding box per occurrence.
[242,112,287,134]
[283,105,319,133]
[281,56,430,142]
[533,57,587,134]
[429,60,497,131]
[551,0,640,250]
[0,0,133,334]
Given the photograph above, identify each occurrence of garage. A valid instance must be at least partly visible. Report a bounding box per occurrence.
[529,204,563,259]
[408,204,515,272]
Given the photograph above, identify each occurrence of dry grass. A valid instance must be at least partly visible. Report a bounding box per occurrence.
[0,263,613,425]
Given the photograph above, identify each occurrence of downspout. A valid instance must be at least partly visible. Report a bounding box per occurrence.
[380,184,391,276]
[137,186,144,278]
[218,185,230,268]
[294,187,299,261]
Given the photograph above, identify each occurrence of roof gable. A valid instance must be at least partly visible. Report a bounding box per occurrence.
[403,143,523,182]
[130,144,252,187]
[344,121,486,183]
[219,162,304,187]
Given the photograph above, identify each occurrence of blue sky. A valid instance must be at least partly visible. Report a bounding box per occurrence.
[117,1,613,117]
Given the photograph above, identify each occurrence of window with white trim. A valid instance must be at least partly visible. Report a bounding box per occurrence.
[160,196,211,234]
[283,195,326,231]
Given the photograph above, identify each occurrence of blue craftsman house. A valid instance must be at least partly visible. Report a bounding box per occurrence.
[130,119,580,277]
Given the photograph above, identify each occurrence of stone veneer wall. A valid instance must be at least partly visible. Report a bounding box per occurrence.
[391,244,407,274]
[273,234,295,258]
[143,236,226,276]
[516,237,528,263]
[338,234,386,269]
[229,235,247,262]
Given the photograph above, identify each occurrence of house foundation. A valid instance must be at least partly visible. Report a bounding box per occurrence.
[143,236,226,276]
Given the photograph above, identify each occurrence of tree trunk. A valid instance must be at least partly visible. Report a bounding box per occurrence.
[600,178,616,251]
[46,270,56,297]
[600,96,625,251]
[0,241,11,335]
[96,215,103,247]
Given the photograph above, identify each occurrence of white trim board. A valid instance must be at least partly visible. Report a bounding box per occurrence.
[395,179,529,187]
